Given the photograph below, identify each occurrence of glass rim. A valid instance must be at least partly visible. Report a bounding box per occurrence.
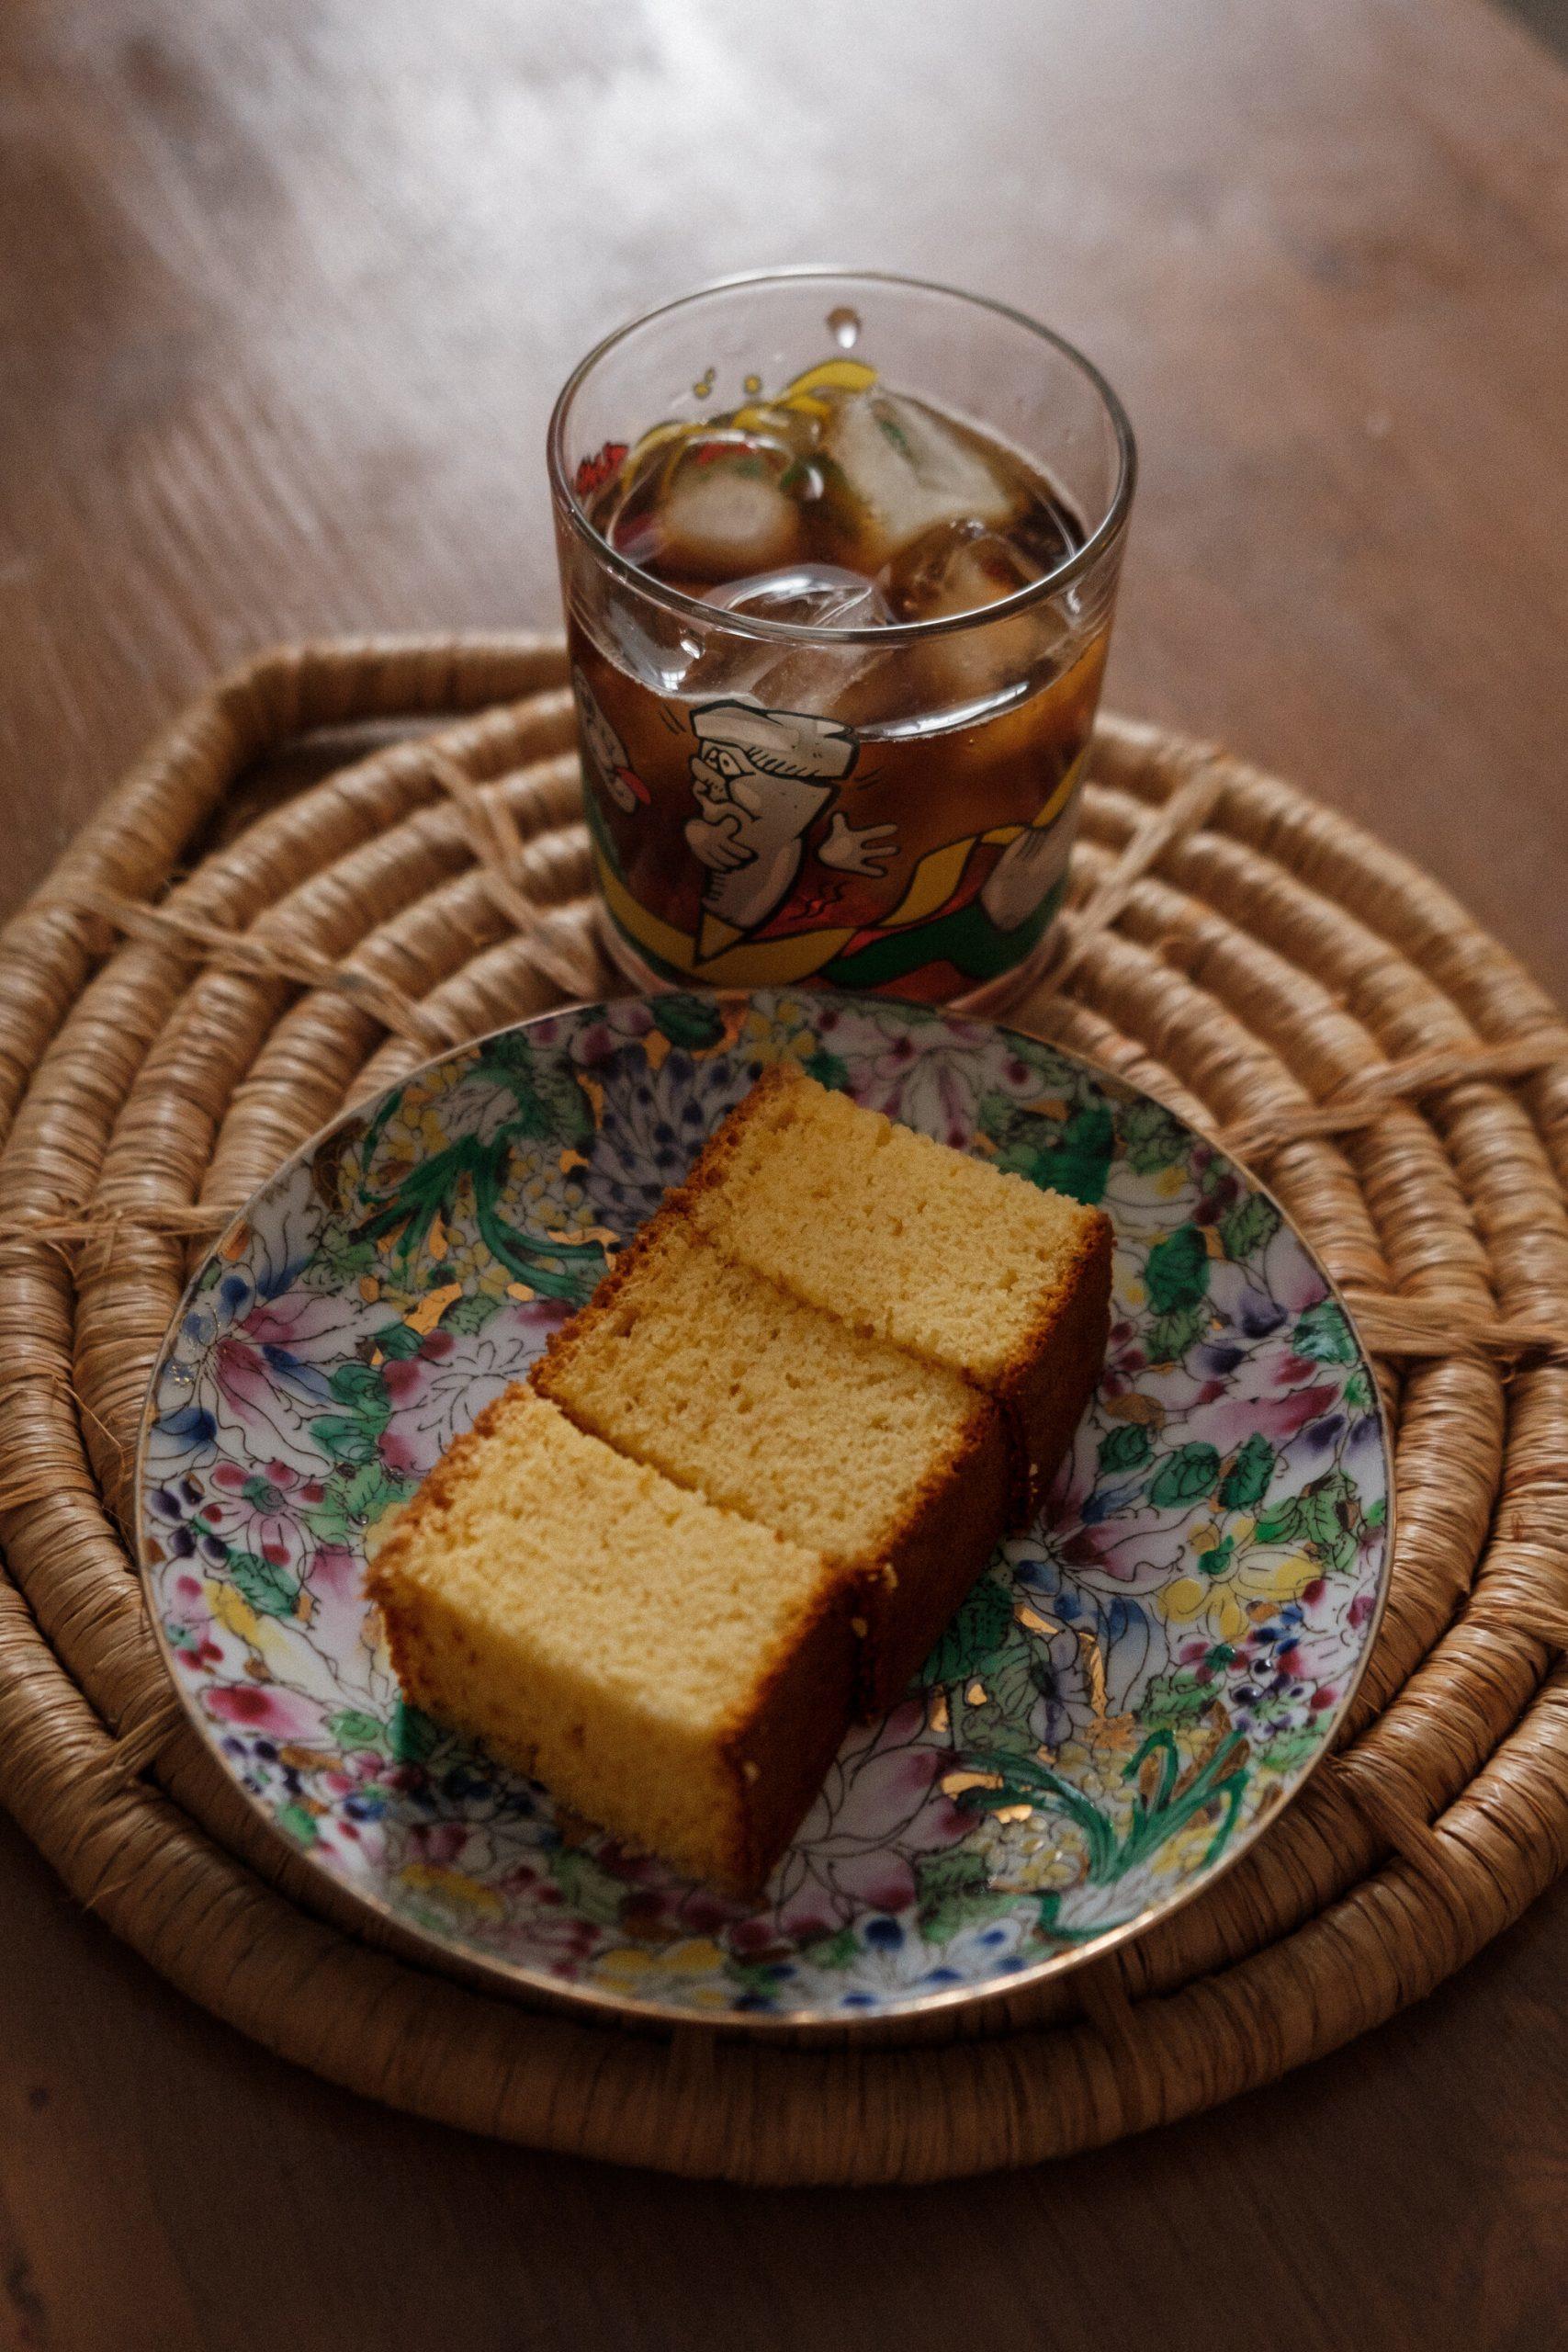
[547,266,1137,648]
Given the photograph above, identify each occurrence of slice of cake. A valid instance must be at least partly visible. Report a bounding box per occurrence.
[672,1065,1112,1502]
[369,1060,1112,1892]
[532,1215,1011,1711]
[367,1386,856,1890]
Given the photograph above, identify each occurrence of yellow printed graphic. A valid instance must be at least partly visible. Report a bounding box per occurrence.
[696,910,745,961]
[594,741,1089,988]
[594,843,853,983]
[769,356,880,418]
[881,827,1018,930]
[1032,741,1089,832]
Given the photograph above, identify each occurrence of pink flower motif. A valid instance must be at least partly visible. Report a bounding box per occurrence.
[163,1570,211,1635]
[406,1819,468,1868]
[830,1029,984,1143]
[378,1299,569,1478]
[195,1467,308,1576]
[1042,1421,1194,1592]
[306,1544,368,1661]
[617,1873,745,1945]
[1265,1231,1330,1317]
[202,1683,330,1742]
[483,1862,604,1972]
[760,1702,967,1945]
[881,1050,976,1148]
[180,1278,400,1479]
[1244,1380,1340,1442]
[569,1003,655,1069]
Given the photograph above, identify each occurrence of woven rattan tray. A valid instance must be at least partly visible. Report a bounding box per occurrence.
[2,633,1565,2184]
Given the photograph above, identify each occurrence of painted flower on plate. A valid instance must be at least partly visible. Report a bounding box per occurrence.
[759,1701,969,1945]
[377,1298,569,1479]
[138,991,1389,2021]
[582,1044,747,1227]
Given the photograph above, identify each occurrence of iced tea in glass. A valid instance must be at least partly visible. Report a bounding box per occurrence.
[548,271,1134,1008]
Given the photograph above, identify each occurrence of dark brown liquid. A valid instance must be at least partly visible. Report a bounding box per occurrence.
[582,378,1083,622]
[565,365,1113,1004]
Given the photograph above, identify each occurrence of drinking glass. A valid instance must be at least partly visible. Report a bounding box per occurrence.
[548,269,1135,1009]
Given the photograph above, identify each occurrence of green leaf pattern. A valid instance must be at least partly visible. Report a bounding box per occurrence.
[141,991,1388,2021]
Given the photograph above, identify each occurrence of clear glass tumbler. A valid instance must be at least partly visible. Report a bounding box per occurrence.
[548,269,1135,1009]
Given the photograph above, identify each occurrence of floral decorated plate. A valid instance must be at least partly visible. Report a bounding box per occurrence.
[137,990,1391,2029]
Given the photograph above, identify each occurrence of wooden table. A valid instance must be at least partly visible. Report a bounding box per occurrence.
[3,2,1565,2345]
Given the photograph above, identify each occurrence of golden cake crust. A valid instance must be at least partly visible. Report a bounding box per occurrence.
[367,1387,857,1893]
[368,1063,1111,1889]
[849,1392,1012,1712]
[655,1057,1113,1551]
[999,1205,1113,1508]
[534,1192,1016,1715]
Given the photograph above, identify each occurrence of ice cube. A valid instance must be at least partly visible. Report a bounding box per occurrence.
[745,640,905,726]
[649,433,804,583]
[891,518,1064,707]
[823,390,1020,571]
[679,566,900,720]
[704,562,894,631]
[886,517,1042,623]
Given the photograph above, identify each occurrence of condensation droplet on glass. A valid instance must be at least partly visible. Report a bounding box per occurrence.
[827,306,861,350]
[743,373,762,395]
[692,369,715,400]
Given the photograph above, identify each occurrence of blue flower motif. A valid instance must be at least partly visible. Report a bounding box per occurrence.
[1302,1410,1347,1453]
[257,1343,335,1405]
[583,1046,752,1227]
[152,1399,217,1454]
[135,994,1391,2024]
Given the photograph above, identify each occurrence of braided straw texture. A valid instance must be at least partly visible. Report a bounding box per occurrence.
[2,633,1566,2186]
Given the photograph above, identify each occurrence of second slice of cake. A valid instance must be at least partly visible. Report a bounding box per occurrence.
[673,1065,1113,1502]
[533,1215,1012,1711]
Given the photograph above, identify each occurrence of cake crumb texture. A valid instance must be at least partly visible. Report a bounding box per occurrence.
[367,1385,855,1890]
[534,1213,1013,1711]
[369,1061,1111,1888]
[675,1064,1112,1475]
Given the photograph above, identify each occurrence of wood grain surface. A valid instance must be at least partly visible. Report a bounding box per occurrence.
[1,0,1565,2346]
